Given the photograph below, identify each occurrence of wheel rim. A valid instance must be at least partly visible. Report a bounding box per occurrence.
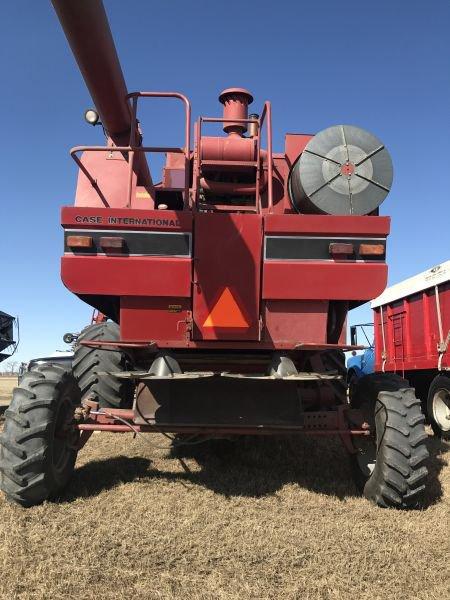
[53,391,76,473]
[354,436,376,477]
[353,402,386,478]
[432,388,450,432]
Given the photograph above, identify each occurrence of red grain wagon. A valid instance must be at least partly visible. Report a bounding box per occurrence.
[372,260,450,438]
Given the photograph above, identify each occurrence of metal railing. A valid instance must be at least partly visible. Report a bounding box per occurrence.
[193,101,274,213]
[70,92,274,213]
[70,91,191,208]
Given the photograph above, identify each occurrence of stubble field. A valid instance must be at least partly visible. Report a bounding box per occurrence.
[0,377,16,406]
[0,376,448,599]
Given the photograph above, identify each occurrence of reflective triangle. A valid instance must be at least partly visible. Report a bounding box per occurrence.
[203,288,249,328]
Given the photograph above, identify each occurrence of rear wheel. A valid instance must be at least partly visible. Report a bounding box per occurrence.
[350,373,429,508]
[0,363,80,507]
[427,375,450,440]
[72,321,134,409]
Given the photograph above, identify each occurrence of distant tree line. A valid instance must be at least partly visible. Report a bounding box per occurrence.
[0,360,21,376]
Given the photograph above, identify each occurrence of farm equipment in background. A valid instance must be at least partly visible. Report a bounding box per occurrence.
[18,310,107,380]
[0,312,18,365]
[346,324,375,390]
[18,352,73,383]
[0,0,430,509]
[348,261,450,439]
[371,261,450,439]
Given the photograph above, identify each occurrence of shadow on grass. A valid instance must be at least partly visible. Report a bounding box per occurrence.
[65,455,153,501]
[423,435,448,508]
[169,435,361,500]
[60,433,448,506]
[59,436,357,502]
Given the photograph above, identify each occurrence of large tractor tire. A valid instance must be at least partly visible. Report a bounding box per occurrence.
[350,373,429,508]
[427,374,450,440]
[72,321,134,409]
[0,363,80,507]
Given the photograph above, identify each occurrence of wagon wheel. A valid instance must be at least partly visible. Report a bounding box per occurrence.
[427,375,450,440]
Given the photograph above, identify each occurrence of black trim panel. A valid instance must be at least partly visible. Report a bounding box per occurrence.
[65,229,191,257]
[265,236,386,261]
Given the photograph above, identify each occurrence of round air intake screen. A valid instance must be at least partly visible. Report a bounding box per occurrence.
[289,125,393,215]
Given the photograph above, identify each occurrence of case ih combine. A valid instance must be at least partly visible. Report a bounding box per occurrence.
[0,0,429,508]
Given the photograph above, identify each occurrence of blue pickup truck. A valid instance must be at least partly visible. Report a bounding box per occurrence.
[346,323,374,388]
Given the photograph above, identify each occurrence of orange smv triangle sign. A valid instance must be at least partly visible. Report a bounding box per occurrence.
[203,287,249,328]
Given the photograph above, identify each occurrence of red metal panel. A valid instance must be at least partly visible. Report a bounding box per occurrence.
[263,262,388,301]
[263,300,328,344]
[200,135,257,163]
[61,255,191,297]
[284,134,313,165]
[74,150,137,208]
[407,293,427,359]
[264,214,391,236]
[193,214,262,340]
[373,281,450,372]
[120,297,190,342]
[163,152,186,188]
[61,207,192,231]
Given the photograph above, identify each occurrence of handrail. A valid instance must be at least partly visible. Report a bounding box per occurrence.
[259,102,274,212]
[200,117,260,124]
[70,91,191,208]
[70,145,185,208]
[195,104,273,213]
[126,91,191,156]
[127,92,191,207]
[69,92,275,213]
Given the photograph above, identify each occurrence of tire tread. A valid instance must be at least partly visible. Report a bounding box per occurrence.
[72,322,133,409]
[0,366,80,507]
[351,373,429,509]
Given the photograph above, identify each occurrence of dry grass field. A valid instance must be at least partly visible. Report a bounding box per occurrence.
[0,377,448,600]
[0,376,17,406]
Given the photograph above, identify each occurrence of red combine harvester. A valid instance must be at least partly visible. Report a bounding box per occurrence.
[0,0,429,508]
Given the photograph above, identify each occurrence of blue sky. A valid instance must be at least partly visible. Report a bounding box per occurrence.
[1,0,449,364]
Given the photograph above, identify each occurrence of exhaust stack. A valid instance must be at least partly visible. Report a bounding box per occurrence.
[219,88,253,136]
